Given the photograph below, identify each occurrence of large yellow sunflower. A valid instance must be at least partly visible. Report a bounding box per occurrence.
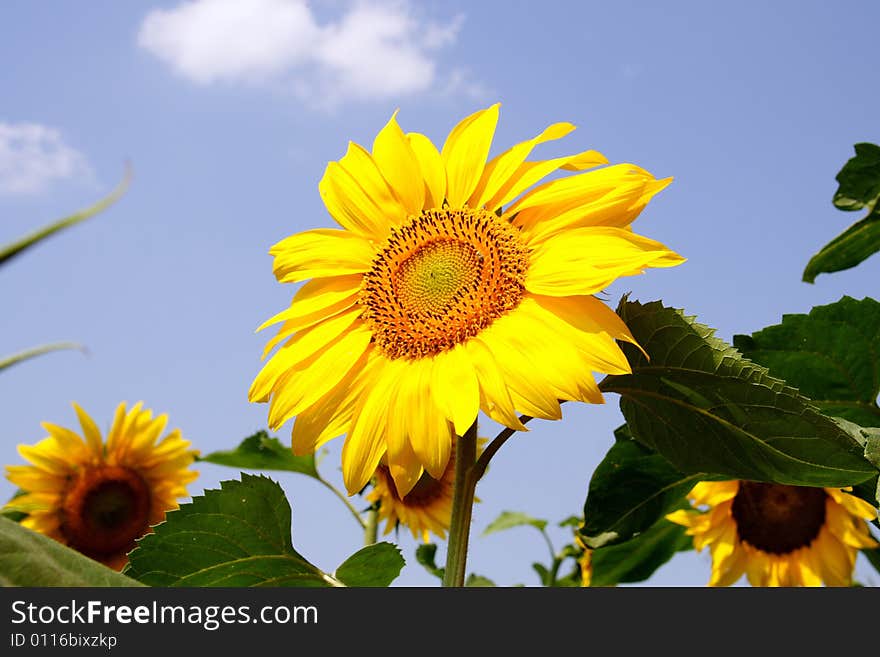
[250,104,684,496]
[667,481,879,587]
[4,402,198,570]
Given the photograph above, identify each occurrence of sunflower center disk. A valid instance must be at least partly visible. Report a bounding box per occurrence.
[60,465,152,559]
[731,482,827,555]
[361,207,528,359]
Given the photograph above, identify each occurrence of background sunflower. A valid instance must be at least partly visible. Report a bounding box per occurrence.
[667,481,878,587]
[4,402,198,570]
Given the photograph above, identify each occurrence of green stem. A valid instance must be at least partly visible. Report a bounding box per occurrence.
[317,476,367,530]
[364,505,379,545]
[442,420,478,587]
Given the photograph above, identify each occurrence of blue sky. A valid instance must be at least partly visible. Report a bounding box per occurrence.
[2,0,879,587]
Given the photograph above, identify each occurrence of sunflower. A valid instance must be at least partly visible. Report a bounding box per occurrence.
[4,402,198,570]
[250,104,684,496]
[666,480,879,587]
[366,435,485,542]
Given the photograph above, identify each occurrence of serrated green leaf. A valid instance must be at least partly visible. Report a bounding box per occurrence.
[0,165,131,268]
[0,516,144,586]
[482,511,548,536]
[334,543,404,587]
[126,473,332,587]
[465,574,496,587]
[579,436,707,549]
[589,517,692,587]
[199,431,318,479]
[415,543,444,580]
[832,142,880,212]
[733,296,880,428]
[600,299,877,487]
[0,342,86,373]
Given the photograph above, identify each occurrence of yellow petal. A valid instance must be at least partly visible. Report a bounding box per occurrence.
[520,177,673,245]
[526,226,685,296]
[407,132,446,208]
[338,141,408,226]
[256,276,361,359]
[431,344,480,436]
[40,422,89,459]
[267,323,372,429]
[249,306,363,403]
[290,350,372,455]
[441,104,500,208]
[319,162,393,239]
[466,338,527,430]
[814,529,855,586]
[383,360,441,494]
[826,487,878,520]
[528,295,634,375]
[72,402,104,457]
[270,228,375,284]
[17,440,75,476]
[688,481,740,507]
[5,466,66,493]
[485,150,609,211]
[469,122,575,211]
[342,357,400,494]
[372,111,424,215]
[477,320,562,420]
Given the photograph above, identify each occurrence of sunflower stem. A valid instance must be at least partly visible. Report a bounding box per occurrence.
[364,505,379,545]
[442,420,478,587]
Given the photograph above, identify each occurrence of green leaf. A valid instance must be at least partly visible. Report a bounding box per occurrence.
[864,429,880,470]
[0,342,86,373]
[733,296,880,428]
[600,299,877,488]
[531,562,552,586]
[199,431,318,479]
[0,516,144,586]
[2,489,28,522]
[832,142,880,212]
[802,209,880,283]
[465,574,496,587]
[579,435,707,548]
[0,165,131,268]
[334,543,404,587]
[482,511,548,536]
[557,515,582,529]
[126,473,333,587]
[589,517,692,587]
[415,543,444,580]
[803,143,880,282]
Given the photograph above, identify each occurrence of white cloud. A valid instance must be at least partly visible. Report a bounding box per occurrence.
[0,123,91,196]
[137,0,468,106]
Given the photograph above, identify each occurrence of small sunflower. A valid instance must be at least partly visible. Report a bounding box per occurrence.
[666,480,879,587]
[366,435,485,542]
[250,104,684,496]
[4,402,198,570]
